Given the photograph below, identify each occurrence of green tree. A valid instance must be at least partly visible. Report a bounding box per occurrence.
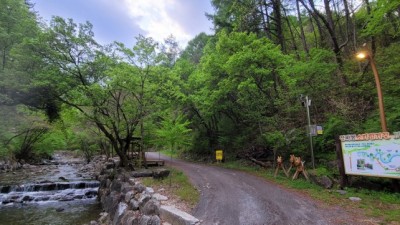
[154,114,192,154]
[24,17,152,167]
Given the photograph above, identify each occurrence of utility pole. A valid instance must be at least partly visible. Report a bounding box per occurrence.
[300,95,315,169]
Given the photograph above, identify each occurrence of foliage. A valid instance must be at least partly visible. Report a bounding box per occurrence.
[34,128,66,157]
[153,114,192,154]
[11,125,49,161]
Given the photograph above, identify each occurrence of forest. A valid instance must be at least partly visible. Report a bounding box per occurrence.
[1,0,400,172]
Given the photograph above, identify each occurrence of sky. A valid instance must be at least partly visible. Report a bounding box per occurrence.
[31,0,215,48]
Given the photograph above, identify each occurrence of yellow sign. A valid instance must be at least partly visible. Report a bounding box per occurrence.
[317,125,323,135]
[216,150,223,161]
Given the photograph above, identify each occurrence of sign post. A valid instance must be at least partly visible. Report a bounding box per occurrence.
[216,150,223,163]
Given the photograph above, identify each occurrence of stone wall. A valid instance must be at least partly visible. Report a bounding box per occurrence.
[91,160,200,225]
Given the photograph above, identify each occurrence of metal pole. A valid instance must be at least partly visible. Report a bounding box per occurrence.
[305,96,315,169]
[368,55,388,132]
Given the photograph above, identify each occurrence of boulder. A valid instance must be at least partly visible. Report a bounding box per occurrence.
[134,183,146,193]
[103,191,121,218]
[22,195,34,202]
[112,202,128,225]
[110,180,123,192]
[120,210,139,225]
[1,186,11,193]
[124,191,135,203]
[105,162,115,169]
[99,212,109,224]
[152,169,170,180]
[152,193,168,201]
[128,178,136,186]
[58,176,68,181]
[309,173,333,189]
[315,175,333,189]
[349,197,361,201]
[139,215,161,225]
[146,187,155,194]
[138,193,152,208]
[121,183,134,194]
[129,199,140,210]
[85,190,98,198]
[140,199,160,216]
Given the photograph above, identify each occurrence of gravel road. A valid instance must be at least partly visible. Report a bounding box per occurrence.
[147,152,369,225]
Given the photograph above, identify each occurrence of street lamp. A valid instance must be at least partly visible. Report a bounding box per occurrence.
[356,50,388,132]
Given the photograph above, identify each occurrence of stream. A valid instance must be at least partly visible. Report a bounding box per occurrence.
[0,151,102,225]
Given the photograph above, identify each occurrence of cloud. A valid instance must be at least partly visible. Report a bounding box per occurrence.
[122,0,212,47]
[32,0,213,48]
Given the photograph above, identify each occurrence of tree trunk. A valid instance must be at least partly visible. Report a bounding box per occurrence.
[296,0,309,55]
[140,120,147,168]
[259,0,271,39]
[283,7,299,58]
[110,139,129,167]
[272,0,286,52]
[302,0,347,85]
[299,0,325,47]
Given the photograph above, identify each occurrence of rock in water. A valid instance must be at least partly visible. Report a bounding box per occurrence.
[58,176,68,181]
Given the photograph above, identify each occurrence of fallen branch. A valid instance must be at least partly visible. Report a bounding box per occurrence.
[248,156,272,168]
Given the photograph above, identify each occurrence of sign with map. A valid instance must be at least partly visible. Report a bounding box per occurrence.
[340,132,400,179]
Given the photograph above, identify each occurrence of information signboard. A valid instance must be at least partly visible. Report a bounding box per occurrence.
[216,150,223,161]
[340,132,400,179]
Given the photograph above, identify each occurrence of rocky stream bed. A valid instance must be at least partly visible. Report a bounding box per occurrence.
[0,152,200,225]
[0,151,104,225]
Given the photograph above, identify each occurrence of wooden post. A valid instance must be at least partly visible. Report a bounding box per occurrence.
[292,157,309,181]
[274,156,289,177]
[287,154,296,175]
[335,136,348,188]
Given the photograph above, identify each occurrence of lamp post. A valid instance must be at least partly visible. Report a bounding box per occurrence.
[356,50,388,132]
[300,94,315,169]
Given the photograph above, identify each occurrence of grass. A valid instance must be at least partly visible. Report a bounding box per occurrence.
[219,160,400,224]
[141,167,199,208]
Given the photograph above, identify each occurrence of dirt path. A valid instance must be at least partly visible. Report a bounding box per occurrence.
[147,152,372,225]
